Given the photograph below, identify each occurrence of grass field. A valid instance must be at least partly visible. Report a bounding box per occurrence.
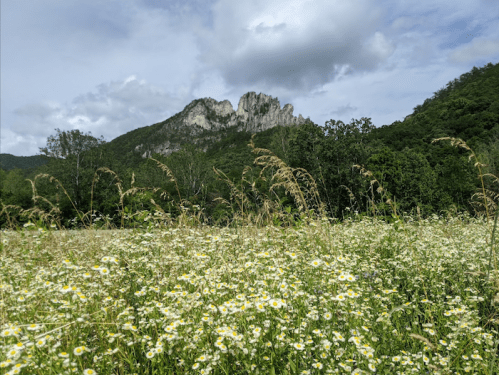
[1,215,498,374]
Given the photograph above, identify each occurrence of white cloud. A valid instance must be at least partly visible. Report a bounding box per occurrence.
[448,38,499,63]
[5,76,190,155]
[192,0,390,94]
[391,16,419,31]
[365,32,396,61]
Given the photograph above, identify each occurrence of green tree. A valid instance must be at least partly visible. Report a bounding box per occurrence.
[319,118,377,216]
[288,121,324,176]
[269,124,296,165]
[161,144,211,201]
[0,168,33,208]
[38,128,107,211]
[366,148,438,215]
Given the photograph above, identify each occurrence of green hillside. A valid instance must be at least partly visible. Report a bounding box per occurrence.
[372,62,499,152]
[0,153,49,171]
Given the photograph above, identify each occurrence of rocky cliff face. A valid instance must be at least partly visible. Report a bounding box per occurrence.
[235,92,306,132]
[181,92,306,132]
[135,92,308,158]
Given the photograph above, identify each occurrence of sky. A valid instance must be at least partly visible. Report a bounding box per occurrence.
[2,0,499,157]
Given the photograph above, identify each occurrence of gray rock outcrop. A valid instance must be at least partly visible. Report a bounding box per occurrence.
[135,92,309,157]
[181,92,307,132]
[233,92,306,132]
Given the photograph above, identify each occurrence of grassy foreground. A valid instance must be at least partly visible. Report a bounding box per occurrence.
[1,216,498,374]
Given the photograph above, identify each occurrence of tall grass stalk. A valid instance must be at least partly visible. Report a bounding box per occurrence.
[432,137,492,222]
[487,208,499,282]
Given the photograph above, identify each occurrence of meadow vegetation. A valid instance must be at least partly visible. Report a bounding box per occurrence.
[1,137,499,375]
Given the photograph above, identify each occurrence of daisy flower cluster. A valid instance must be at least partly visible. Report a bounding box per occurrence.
[1,216,498,374]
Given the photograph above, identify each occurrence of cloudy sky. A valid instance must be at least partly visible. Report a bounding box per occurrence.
[2,0,499,156]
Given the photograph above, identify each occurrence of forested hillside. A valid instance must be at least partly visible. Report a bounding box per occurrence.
[0,154,48,171]
[372,62,499,151]
[1,62,498,229]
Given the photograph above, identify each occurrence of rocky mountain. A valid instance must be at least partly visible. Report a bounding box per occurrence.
[131,91,308,158]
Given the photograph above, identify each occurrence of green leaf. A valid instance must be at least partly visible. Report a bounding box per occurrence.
[288,354,296,373]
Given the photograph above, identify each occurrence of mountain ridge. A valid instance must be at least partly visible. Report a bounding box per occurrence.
[131,91,308,158]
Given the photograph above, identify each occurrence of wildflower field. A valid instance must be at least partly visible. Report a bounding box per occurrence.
[1,136,498,374]
[1,216,498,375]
